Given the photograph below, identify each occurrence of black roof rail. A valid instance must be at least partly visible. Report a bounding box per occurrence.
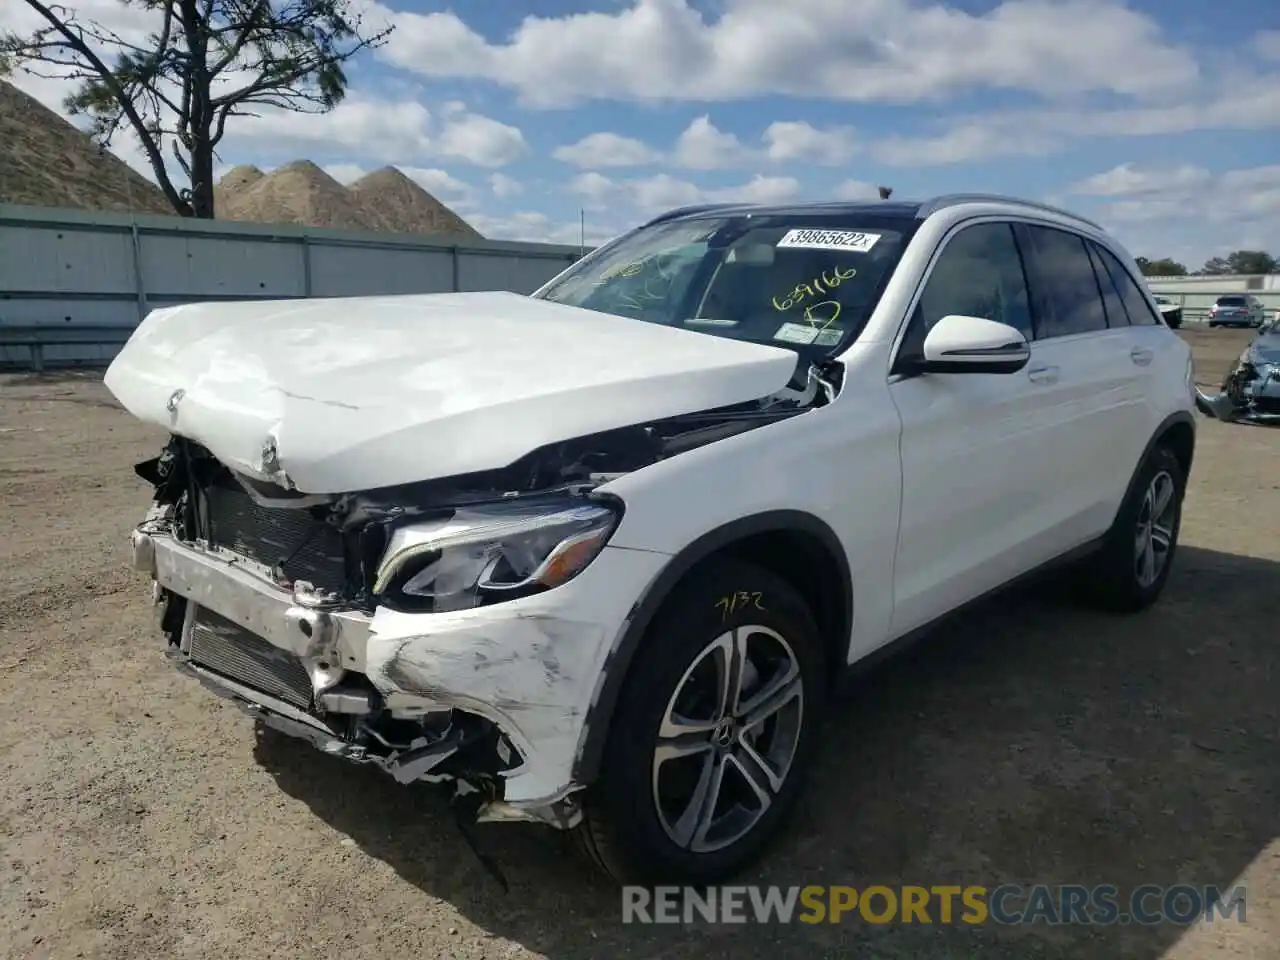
[916,193,1106,232]
[640,202,756,227]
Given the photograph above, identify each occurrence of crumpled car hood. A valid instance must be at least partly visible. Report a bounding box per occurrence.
[104,291,799,493]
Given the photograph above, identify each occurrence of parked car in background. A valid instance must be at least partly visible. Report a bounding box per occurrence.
[1196,320,1280,424]
[1152,295,1182,328]
[1207,294,1265,328]
[105,193,1197,886]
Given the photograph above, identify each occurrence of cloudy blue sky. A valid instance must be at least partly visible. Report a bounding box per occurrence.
[5,0,1278,267]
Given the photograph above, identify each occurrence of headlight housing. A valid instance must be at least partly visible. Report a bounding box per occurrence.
[372,498,622,612]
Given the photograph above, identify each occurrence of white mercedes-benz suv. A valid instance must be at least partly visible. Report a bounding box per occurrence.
[108,193,1197,886]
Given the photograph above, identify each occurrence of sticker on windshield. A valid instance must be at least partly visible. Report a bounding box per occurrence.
[773,322,820,345]
[813,327,843,347]
[776,229,881,253]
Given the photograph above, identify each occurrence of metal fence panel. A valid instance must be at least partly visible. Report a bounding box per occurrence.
[140,232,307,299]
[0,221,137,295]
[306,243,455,297]
[0,203,590,369]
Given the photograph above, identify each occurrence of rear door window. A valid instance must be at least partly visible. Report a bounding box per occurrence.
[1018,225,1109,339]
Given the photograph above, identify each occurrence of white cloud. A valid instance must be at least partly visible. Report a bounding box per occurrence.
[1067,163,1212,199]
[379,0,1197,108]
[554,118,858,171]
[431,111,528,167]
[231,98,525,169]
[578,171,802,214]
[1,0,156,47]
[489,172,523,198]
[870,72,1280,166]
[763,121,856,166]
[222,95,433,159]
[324,163,370,184]
[629,173,705,211]
[674,115,753,169]
[1253,30,1280,62]
[402,166,473,198]
[568,171,620,209]
[553,132,661,167]
[1071,163,1280,224]
[1062,162,1280,265]
[0,1,524,173]
[709,174,800,205]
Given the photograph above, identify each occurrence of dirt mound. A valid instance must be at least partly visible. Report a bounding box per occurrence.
[1,78,485,239]
[0,79,171,215]
[347,166,481,239]
[217,159,372,231]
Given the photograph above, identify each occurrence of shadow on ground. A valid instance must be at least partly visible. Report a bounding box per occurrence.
[254,545,1279,959]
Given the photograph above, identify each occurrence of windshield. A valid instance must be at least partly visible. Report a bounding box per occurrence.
[534,213,916,359]
[1217,296,1247,306]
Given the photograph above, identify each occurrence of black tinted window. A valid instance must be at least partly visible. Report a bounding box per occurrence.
[1020,225,1108,338]
[1094,245,1160,326]
[1085,241,1128,327]
[901,222,1033,356]
[1217,296,1246,306]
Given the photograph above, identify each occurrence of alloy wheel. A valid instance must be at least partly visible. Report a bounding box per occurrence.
[1134,469,1177,588]
[650,625,804,854]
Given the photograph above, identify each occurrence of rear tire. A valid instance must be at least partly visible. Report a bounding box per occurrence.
[1074,444,1185,613]
[572,557,828,886]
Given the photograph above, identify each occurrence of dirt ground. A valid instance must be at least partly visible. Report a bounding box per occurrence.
[1,327,1276,960]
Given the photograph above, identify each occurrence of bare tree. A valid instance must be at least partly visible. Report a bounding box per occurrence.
[1,0,394,217]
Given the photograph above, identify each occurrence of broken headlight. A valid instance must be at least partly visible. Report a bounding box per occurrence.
[372,499,621,612]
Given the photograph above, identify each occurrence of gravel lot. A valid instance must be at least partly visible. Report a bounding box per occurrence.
[1,327,1276,960]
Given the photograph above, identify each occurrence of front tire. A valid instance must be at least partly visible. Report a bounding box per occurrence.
[573,558,828,885]
[1075,444,1186,613]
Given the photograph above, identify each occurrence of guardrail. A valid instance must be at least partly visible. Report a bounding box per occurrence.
[0,325,133,372]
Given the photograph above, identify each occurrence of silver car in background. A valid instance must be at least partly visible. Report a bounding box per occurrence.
[1207,294,1265,328]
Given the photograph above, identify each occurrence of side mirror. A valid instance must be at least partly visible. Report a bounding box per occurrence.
[915,314,1031,374]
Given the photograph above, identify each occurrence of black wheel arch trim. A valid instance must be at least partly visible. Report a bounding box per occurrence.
[572,509,853,786]
[1112,410,1195,529]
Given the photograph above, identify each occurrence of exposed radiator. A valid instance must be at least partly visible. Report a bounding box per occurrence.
[188,607,314,710]
[203,482,347,593]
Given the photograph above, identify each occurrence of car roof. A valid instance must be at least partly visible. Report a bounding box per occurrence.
[644,192,1104,232]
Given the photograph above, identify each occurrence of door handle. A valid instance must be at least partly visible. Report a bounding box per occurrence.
[1130,347,1154,366]
[1027,364,1059,384]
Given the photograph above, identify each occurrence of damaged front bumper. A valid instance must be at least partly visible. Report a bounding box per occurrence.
[1196,377,1280,424]
[134,524,669,827]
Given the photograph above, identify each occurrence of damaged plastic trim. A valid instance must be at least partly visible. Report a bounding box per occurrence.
[169,649,581,828]
[1196,349,1280,425]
